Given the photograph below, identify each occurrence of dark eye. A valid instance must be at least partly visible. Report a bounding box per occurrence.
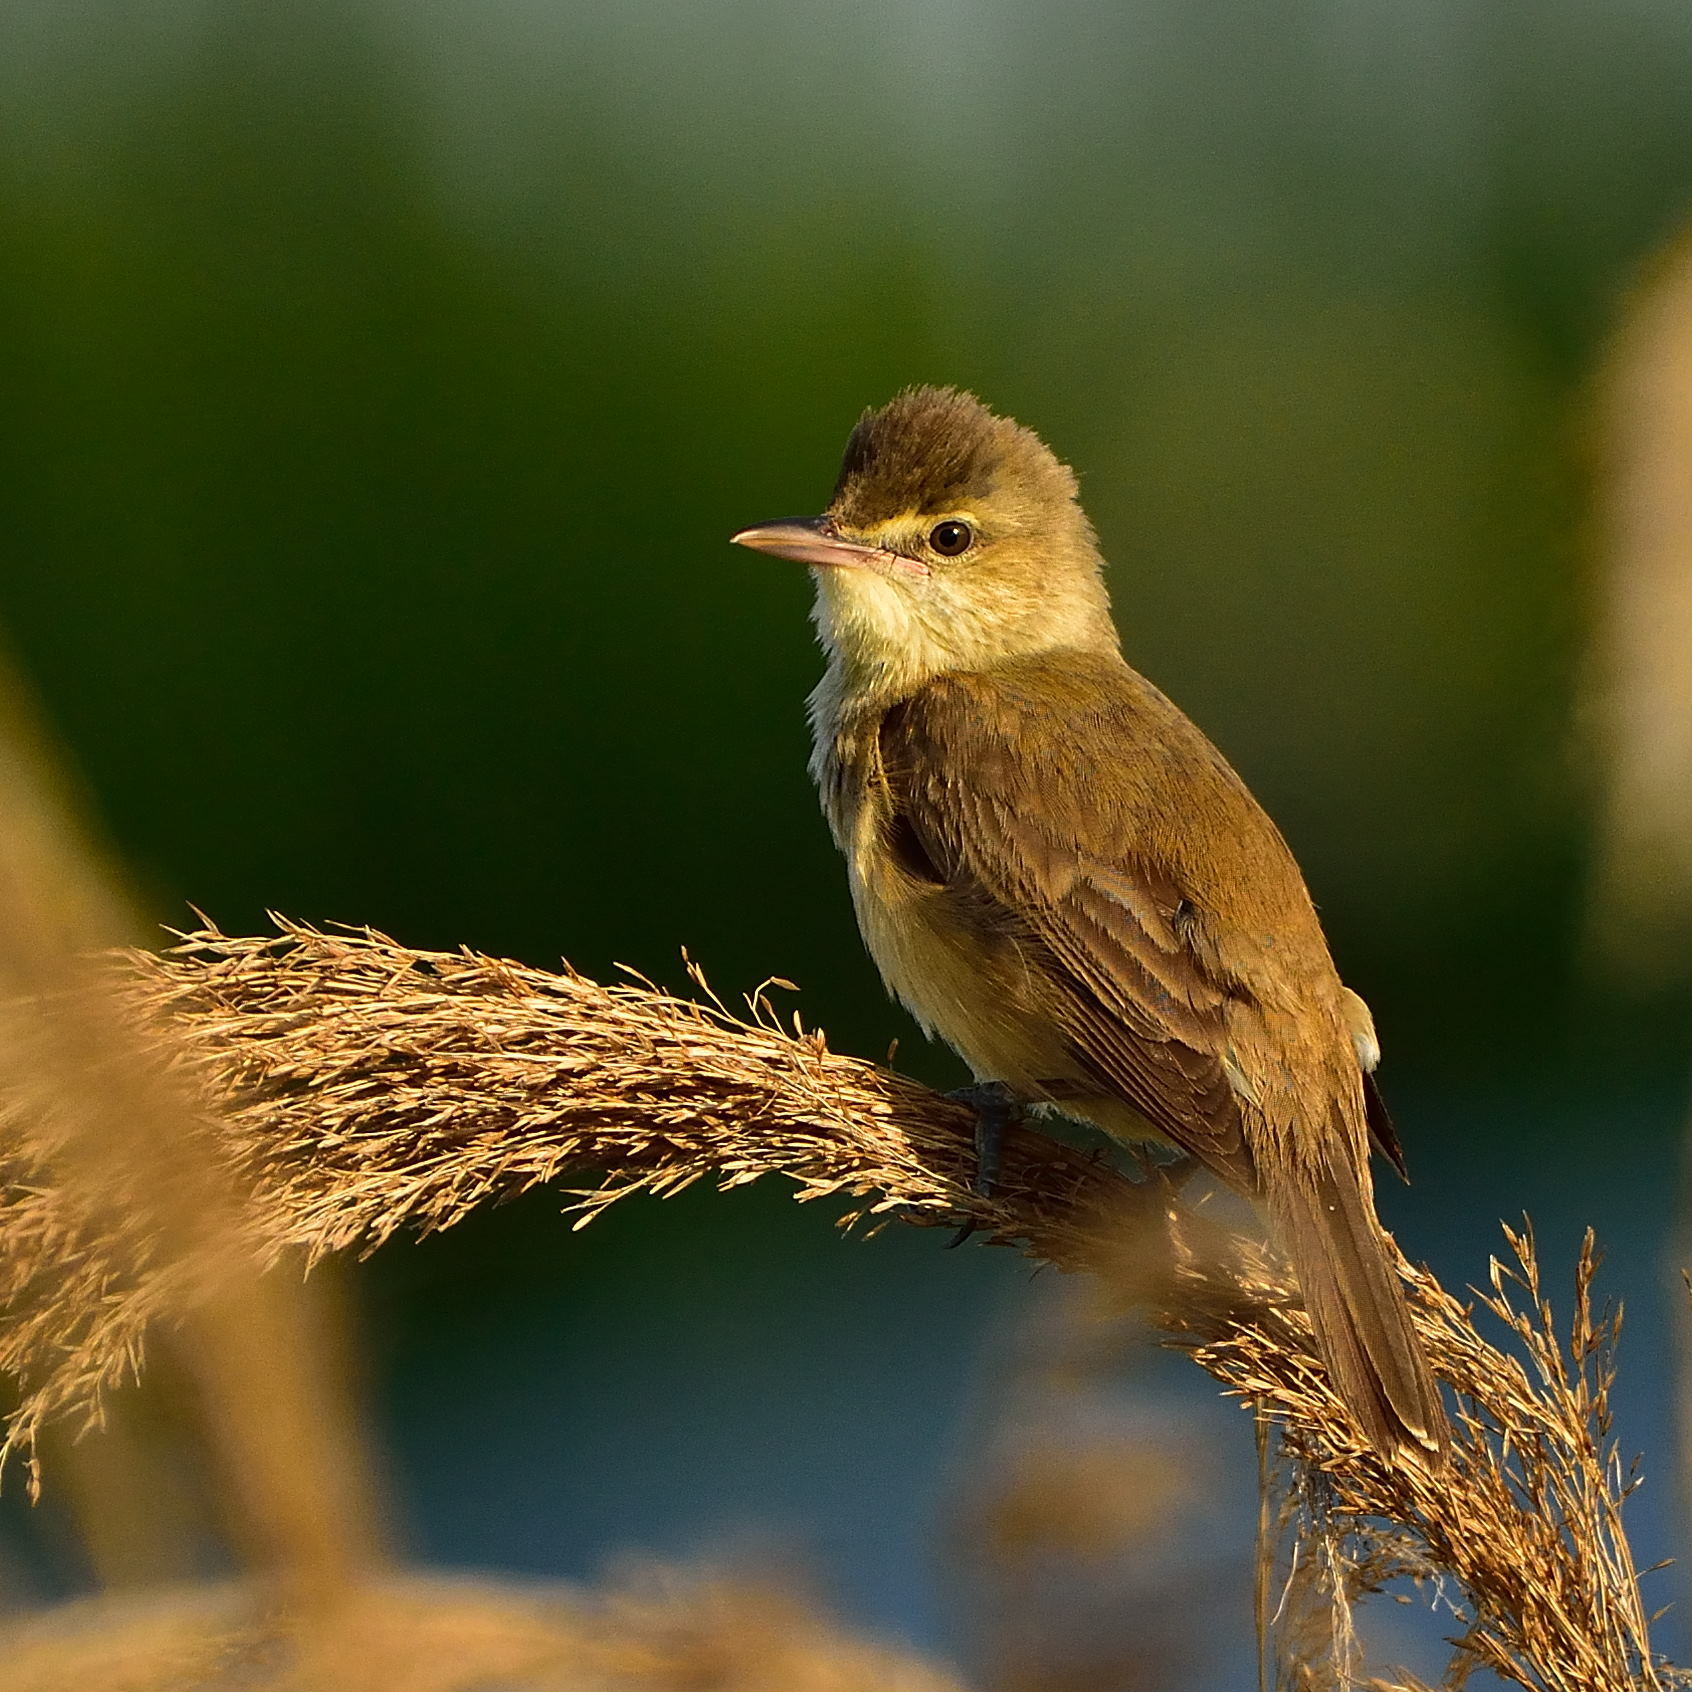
[927,520,974,557]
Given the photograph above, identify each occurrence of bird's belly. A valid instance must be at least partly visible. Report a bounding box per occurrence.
[849,860,1074,1092]
[846,856,1168,1152]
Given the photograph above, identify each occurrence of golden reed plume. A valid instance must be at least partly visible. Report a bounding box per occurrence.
[0,658,966,1690]
[0,919,1657,1692]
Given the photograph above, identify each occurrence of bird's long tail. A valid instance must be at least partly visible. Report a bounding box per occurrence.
[1273,1155,1449,1464]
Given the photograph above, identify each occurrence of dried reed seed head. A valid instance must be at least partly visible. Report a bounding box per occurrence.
[0,920,1670,1692]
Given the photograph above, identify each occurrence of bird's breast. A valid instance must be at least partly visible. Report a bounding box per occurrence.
[817,728,1074,1092]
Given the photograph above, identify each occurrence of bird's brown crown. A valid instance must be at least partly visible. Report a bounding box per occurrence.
[830,386,1079,529]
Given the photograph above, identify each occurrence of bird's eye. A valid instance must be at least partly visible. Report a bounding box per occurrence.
[928,520,974,557]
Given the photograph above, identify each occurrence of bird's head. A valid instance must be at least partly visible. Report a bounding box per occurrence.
[732,386,1118,695]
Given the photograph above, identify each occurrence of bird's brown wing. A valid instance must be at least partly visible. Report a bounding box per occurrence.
[876,660,1293,1191]
[1003,824,1255,1187]
[878,657,1447,1460]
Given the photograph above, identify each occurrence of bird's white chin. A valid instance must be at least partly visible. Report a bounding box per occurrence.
[810,566,965,697]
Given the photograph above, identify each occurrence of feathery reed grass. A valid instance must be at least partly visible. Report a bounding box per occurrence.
[0,919,1672,1689]
[0,686,384,1611]
[0,660,972,1692]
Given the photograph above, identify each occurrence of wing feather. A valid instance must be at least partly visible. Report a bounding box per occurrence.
[871,657,1445,1459]
[877,670,1273,1186]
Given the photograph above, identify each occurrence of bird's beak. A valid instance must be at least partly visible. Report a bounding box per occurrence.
[729,516,928,576]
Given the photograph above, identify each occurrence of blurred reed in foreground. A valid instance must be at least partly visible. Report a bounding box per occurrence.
[0,918,1656,1692]
[1587,226,1692,982]
[944,1272,1244,1690]
[0,1565,964,1692]
[0,659,384,1626]
[1586,216,1692,1612]
[0,667,963,1690]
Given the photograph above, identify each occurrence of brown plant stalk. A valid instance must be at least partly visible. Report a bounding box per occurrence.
[0,919,1672,1692]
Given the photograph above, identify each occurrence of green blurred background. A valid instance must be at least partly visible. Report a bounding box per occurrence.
[2,0,1691,1679]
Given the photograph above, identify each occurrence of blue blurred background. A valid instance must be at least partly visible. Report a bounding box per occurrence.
[2,0,1691,1681]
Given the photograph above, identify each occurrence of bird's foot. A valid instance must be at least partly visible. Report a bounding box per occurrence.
[945,1081,1024,1248]
[1150,1151,1199,1190]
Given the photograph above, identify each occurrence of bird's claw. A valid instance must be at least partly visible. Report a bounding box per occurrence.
[945,1081,1024,1247]
[1150,1151,1199,1190]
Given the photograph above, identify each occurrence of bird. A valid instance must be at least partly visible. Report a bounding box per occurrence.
[730,384,1447,1464]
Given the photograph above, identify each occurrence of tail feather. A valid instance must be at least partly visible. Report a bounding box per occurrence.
[1274,1158,1448,1464]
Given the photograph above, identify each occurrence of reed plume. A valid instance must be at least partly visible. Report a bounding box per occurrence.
[0,920,1659,1692]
